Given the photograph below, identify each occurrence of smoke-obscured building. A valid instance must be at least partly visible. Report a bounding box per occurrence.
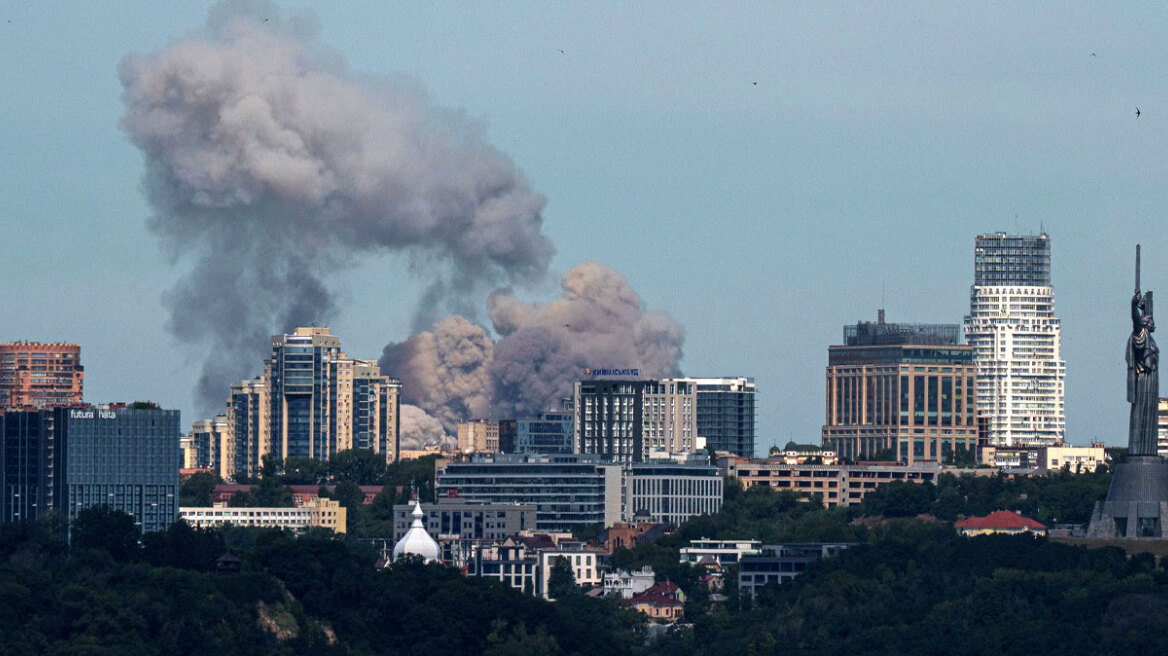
[965,233,1066,447]
[457,419,500,454]
[0,342,84,410]
[821,312,977,464]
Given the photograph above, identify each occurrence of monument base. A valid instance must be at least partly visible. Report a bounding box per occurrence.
[1087,456,1168,538]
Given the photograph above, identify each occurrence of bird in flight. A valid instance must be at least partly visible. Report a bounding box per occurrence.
[1136,107,1141,118]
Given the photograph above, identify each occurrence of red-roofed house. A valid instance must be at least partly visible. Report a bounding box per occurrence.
[955,511,1047,537]
[622,593,685,622]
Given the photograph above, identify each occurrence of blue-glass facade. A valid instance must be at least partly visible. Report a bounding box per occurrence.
[515,410,573,455]
[0,409,61,523]
[269,330,340,461]
[695,379,756,457]
[60,407,180,535]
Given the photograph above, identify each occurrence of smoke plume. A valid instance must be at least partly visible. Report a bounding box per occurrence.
[119,1,553,412]
[399,404,455,451]
[379,316,493,433]
[383,262,686,426]
[488,261,685,418]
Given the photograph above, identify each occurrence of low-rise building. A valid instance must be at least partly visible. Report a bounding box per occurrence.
[538,541,601,599]
[603,566,657,599]
[622,581,687,623]
[738,543,854,598]
[392,498,538,564]
[982,444,1107,473]
[679,538,761,567]
[955,511,1048,537]
[627,460,722,526]
[468,538,540,593]
[720,455,941,508]
[179,497,346,534]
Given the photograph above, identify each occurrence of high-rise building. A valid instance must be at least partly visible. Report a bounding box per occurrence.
[266,328,400,464]
[642,379,698,457]
[965,233,1066,447]
[59,405,180,535]
[191,415,231,479]
[228,377,269,480]
[574,380,652,463]
[690,377,756,457]
[822,312,978,464]
[0,409,61,523]
[0,342,84,409]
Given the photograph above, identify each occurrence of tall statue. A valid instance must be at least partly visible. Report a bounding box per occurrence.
[1127,244,1159,456]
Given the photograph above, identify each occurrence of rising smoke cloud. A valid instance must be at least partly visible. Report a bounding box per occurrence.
[383,262,685,430]
[399,404,455,451]
[119,1,553,412]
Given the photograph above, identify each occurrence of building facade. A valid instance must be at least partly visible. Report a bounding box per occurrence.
[691,377,756,457]
[626,461,722,526]
[822,313,977,464]
[0,342,84,409]
[180,497,346,533]
[574,379,651,462]
[511,401,574,455]
[720,455,942,509]
[60,405,180,535]
[0,409,61,523]
[964,233,1066,447]
[191,415,231,480]
[228,378,269,480]
[263,328,401,466]
[457,419,500,454]
[679,539,762,567]
[738,543,854,598]
[391,499,537,545]
[436,454,624,532]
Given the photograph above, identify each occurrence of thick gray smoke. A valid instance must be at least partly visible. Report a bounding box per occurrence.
[382,262,685,426]
[488,261,685,418]
[379,315,493,434]
[119,1,552,412]
[399,404,455,451]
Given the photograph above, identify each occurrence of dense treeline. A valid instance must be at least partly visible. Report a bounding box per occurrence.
[8,466,1162,654]
[0,509,642,656]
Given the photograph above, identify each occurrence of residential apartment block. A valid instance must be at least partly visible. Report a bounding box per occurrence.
[719,454,941,509]
[0,342,84,409]
[965,233,1066,447]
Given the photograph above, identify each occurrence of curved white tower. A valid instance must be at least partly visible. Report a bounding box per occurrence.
[964,233,1066,447]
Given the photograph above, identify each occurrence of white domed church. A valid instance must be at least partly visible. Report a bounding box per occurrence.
[391,501,441,564]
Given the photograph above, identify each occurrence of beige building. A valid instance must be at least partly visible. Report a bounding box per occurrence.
[719,454,941,509]
[227,377,269,480]
[179,497,346,534]
[458,419,500,454]
[982,444,1106,472]
[191,415,233,480]
[822,314,977,465]
[643,379,699,457]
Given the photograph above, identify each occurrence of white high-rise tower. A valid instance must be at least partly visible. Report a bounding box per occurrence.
[964,233,1066,447]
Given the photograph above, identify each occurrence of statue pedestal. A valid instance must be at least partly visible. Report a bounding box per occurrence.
[1087,456,1168,538]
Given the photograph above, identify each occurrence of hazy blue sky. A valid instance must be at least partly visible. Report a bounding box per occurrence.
[3,2,1166,451]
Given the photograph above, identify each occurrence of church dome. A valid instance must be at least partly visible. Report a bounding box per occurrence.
[393,501,441,563]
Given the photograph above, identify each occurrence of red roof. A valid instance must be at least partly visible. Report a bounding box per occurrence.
[623,593,684,608]
[644,581,679,595]
[955,510,1047,530]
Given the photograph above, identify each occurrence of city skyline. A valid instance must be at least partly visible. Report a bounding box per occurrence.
[6,2,1168,450]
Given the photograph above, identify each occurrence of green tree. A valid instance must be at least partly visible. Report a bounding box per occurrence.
[327,449,387,485]
[180,471,219,507]
[70,505,138,561]
[484,620,560,656]
[547,556,576,600]
[331,480,366,511]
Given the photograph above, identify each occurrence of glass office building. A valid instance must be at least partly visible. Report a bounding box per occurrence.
[60,406,180,535]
